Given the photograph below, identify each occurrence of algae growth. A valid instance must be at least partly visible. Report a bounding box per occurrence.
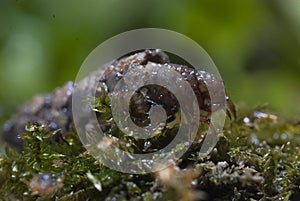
[0,92,299,200]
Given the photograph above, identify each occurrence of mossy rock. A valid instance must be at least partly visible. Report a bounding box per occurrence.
[0,103,300,201]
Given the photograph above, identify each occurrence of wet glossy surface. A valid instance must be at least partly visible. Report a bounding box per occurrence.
[2,49,234,150]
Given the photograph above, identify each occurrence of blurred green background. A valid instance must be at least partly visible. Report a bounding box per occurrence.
[0,0,300,124]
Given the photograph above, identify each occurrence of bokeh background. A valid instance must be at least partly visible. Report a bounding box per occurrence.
[0,0,300,128]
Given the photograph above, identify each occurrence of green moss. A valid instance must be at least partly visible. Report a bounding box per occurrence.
[0,98,300,200]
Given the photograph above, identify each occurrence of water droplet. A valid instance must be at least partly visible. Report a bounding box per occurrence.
[243,117,250,124]
[281,133,287,140]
